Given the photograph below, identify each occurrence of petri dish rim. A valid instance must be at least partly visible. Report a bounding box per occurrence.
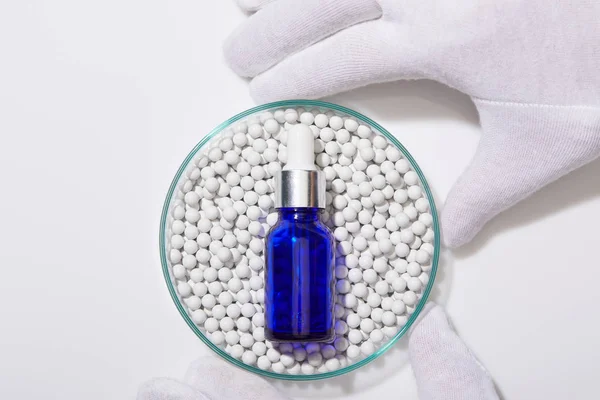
[159,100,441,381]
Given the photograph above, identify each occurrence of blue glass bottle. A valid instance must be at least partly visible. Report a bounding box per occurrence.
[264,123,335,342]
[265,207,335,342]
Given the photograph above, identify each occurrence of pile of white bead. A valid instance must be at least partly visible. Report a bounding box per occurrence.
[166,107,435,375]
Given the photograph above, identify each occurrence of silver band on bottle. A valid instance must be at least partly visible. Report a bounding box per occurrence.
[274,170,326,209]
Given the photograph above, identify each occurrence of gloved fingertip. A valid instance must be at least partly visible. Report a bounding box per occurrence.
[441,198,483,249]
[249,76,286,104]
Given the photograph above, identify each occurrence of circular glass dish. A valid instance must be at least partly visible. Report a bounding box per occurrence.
[160,100,440,380]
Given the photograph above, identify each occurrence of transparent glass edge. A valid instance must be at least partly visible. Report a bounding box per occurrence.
[159,100,441,381]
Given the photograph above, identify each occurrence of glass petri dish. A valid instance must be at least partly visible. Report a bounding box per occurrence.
[159,100,440,380]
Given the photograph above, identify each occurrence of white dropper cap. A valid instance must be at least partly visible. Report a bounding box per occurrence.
[283,124,316,171]
[274,124,325,208]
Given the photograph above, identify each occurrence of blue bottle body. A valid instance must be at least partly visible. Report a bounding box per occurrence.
[265,208,336,342]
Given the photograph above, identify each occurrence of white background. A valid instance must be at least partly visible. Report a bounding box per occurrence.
[1,1,599,399]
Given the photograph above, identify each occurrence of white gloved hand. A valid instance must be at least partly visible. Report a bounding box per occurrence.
[224,0,600,248]
[137,304,498,400]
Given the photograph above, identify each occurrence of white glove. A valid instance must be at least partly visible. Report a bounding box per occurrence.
[138,304,498,400]
[224,0,600,248]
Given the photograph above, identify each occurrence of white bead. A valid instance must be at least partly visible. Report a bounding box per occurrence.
[171,235,184,250]
[333,195,348,210]
[334,337,349,352]
[342,207,357,221]
[346,345,361,359]
[394,188,409,204]
[216,247,231,263]
[271,362,285,373]
[375,281,389,295]
[359,147,375,162]
[408,277,422,291]
[335,279,351,294]
[208,148,223,162]
[256,355,271,370]
[367,293,382,308]
[226,304,241,319]
[208,281,223,296]
[378,297,394,312]
[372,135,387,149]
[267,348,280,363]
[240,332,255,348]
[249,275,263,290]
[320,127,335,142]
[237,289,251,304]
[224,150,240,166]
[407,185,422,200]
[307,351,323,367]
[204,317,219,333]
[407,262,422,277]
[356,303,371,318]
[337,241,352,256]
[173,264,186,279]
[363,270,377,286]
[359,255,374,270]
[372,258,388,274]
[423,229,435,243]
[386,147,401,162]
[193,282,208,297]
[382,311,397,326]
[335,265,348,280]
[392,300,406,315]
[314,114,329,128]
[341,142,356,157]
[252,312,265,327]
[250,165,266,180]
[392,277,407,292]
[360,318,375,333]
[327,115,343,130]
[211,304,226,320]
[345,313,360,330]
[416,249,431,264]
[321,344,336,359]
[249,257,264,272]
[404,171,418,185]
[400,230,415,244]
[325,358,341,372]
[331,179,346,193]
[420,242,435,255]
[353,236,368,252]
[344,119,359,132]
[370,329,384,343]
[371,213,386,228]
[374,149,386,163]
[243,191,259,206]
[346,255,360,270]
[299,112,314,125]
[412,221,427,236]
[217,268,233,283]
[252,341,267,357]
[403,291,417,306]
[185,296,201,310]
[348,329,363,345]
[242,351,257,365]
[192,309,207,325]
[361,224,375,239]
[177,281,192,297]
[360,341,375,356]
[263,118,279,135]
